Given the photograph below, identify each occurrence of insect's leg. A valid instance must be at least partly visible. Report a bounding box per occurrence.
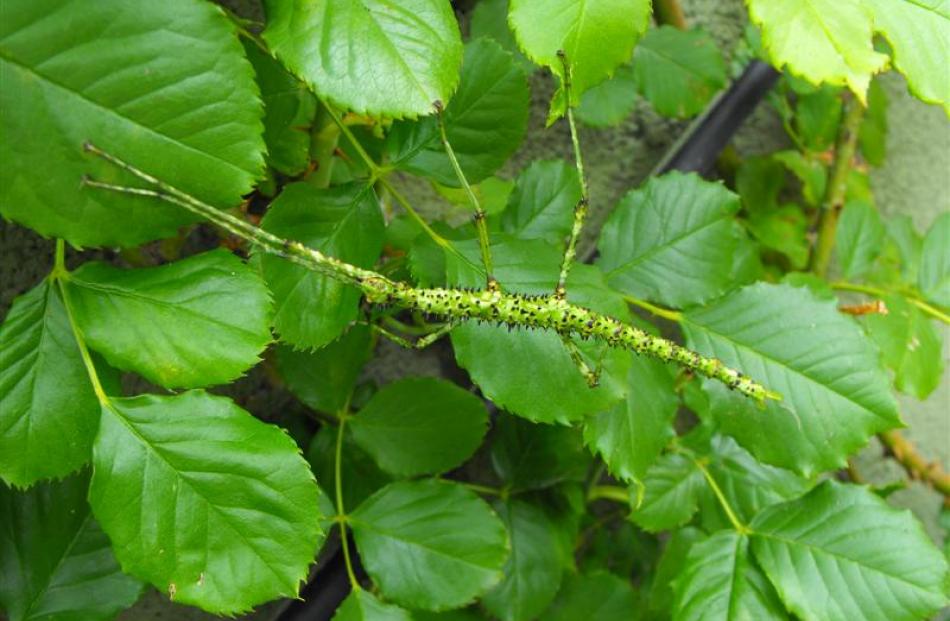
[589,343,609,387]
[367,321,455,350]
[561,336,600,388]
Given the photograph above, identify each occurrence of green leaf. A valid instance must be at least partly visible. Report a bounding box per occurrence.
[575,64,638,127]
[865,294,944,400]
[259,182,384,350]
[308,425,391,512]
[794,85,843,152]
[630,453,703,532]
[745,0,889,99]
[747,203,810,269]
[332,590,413,621]
[866,0,950,113]
[751,480,949,621]
[683,282,901,475]
[0,0,264,247]
[490,414,590,492]
[482,500,565,621]
[386,38,530,187]
[448,238,631,423]
[583,354,677,483]
[435,176,514,217]
[540,571,637,621]
[859,78,889,166]
[631,26,727,118]
[698,435,809,531]
[673,531,787,621]
[647,527,705,615]
[836,200,886,279]
[0,280,99,486]
[736,155,785,212]
[772,150,827,207]
[470,0,534,72]
[408,221,475,288]
[88,390,323,614]
[918,212,950,307]
[508,0,651,110]
[316,483,336,535]
[275,325,373,416]
[262,0,462,118]
[350,479,509,611]
[349,377,489,477]
[243,41,317,177]
[597,172,752,308]
[66,249,272,389]
[500,160,581,245]
[0,471,144,621]
[887,214,924,283]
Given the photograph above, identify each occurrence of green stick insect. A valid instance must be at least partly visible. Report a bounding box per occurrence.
[80,142,778,403]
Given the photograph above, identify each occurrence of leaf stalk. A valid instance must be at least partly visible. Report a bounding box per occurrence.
[692,456,750,534]
[52,239,109,405]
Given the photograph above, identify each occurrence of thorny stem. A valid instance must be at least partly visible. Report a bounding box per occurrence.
[880,430,950,506]
[554,50,590,299]
[334,413,361,590]
[831,281,950,325]
[80,143,778,402]
[810,93,865,277]
[692,456,749,534]
[435,101,497,291]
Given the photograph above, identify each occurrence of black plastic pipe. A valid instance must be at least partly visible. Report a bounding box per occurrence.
[652,60,780,176]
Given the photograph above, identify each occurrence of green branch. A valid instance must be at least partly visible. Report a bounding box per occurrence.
[80,143,777,403]
[809,94,865,277]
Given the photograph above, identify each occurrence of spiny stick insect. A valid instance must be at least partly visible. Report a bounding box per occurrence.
[80,142,776,403]
[78,51,778,403]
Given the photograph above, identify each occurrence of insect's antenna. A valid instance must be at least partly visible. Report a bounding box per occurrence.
[80,142,367,286]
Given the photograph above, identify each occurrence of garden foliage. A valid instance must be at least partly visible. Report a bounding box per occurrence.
[1,0,949,619]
